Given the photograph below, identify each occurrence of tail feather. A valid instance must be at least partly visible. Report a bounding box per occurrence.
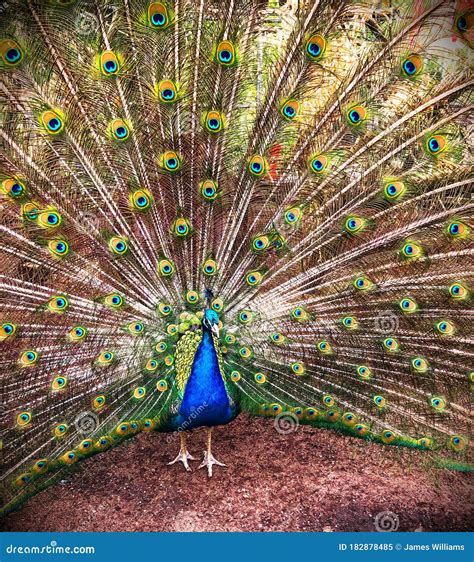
[1,0,473,515]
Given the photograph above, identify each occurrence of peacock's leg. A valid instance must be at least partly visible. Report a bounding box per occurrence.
[167,432,195,472]
[198,427,226,477]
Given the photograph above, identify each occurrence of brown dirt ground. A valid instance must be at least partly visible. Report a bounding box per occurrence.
[3,415,473,532]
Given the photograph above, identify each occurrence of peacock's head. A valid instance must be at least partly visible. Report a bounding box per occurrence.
[203,308,219,338]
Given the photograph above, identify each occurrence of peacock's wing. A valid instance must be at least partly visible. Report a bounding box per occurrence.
[0,0,472,516]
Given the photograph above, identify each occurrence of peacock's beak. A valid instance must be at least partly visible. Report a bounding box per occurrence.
[211,324,220,338]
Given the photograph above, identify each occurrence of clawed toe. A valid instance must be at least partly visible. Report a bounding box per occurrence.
[168,450,195,472]
[198,450,226,477]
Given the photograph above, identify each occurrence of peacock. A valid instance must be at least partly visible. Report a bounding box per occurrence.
[0,0,473,516]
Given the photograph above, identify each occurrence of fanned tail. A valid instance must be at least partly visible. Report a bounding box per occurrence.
[0,0,472,516]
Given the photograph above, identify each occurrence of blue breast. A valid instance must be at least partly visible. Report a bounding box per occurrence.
[175,330,234,429]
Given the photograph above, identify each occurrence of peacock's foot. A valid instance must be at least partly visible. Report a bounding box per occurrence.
[198,450,226,477]
[167,449,196,472]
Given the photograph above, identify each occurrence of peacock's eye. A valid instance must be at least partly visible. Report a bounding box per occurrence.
[133,387,146,399]
[435,319,455,336]
[173,217,191,238]
[310,154,327,173]
[54,423,68,436]
[373,395,386,408]
[216,40,236,65]
[280,99,299,121]
[448,282,468,300]
[1,322,17,340]
[128,322,144,335]
[48,239,69,257]
[252,235,270,252]
[357,365,371,379]
[98,350,115,366]
[284,206,302,225]
[68,326,86,342]
[17,411,32,426]
[100,51,120,75]
[230,370,241,382]
[344,215,365,234]
[381,430,396,443]
[410,356,428,374]
[291,306,308,321]
[346,105,367,126]
[455,11,473,34]
[399,297,417,314]
[247,155,267,177]
[1,39,24,66]
[158,258,175,277]
[2,177,27,198]
[158,302,172,316]
[109,236,128,255]
[317,340,332,354]
[270,332,286,345]
[40,109,65,134]
[156,379,168,392]
[322,395,334,407]
[291,362,305,375]
[383,180,406,202]
[402,54,423,77]
[400,240,422,260]
[52,376,68,390]
[160,150,182,173]
[203,111,224,133]
[245,271,262,286]
[157,80,177,103]
[104,293,124,309]
[446,219,469,239]
[255,372,266,384]
[426,134,446,155]
[305,34,326,60]
[47,295,69,313]
[211,298,223,312]
[382,337,399,352]
[148,2,173,29]
[202,258,218,276]
[37,209,62,229]
[449,435,466,452]
[130,189,152,211]
[146,359,158,371]
[353,275,373,291]
[199,179,219,201]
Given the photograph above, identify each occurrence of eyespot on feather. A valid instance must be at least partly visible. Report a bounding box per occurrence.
[304,34,326,61]
[0,39,23,66]
[148,2,174,29]
[216,40,237,66]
